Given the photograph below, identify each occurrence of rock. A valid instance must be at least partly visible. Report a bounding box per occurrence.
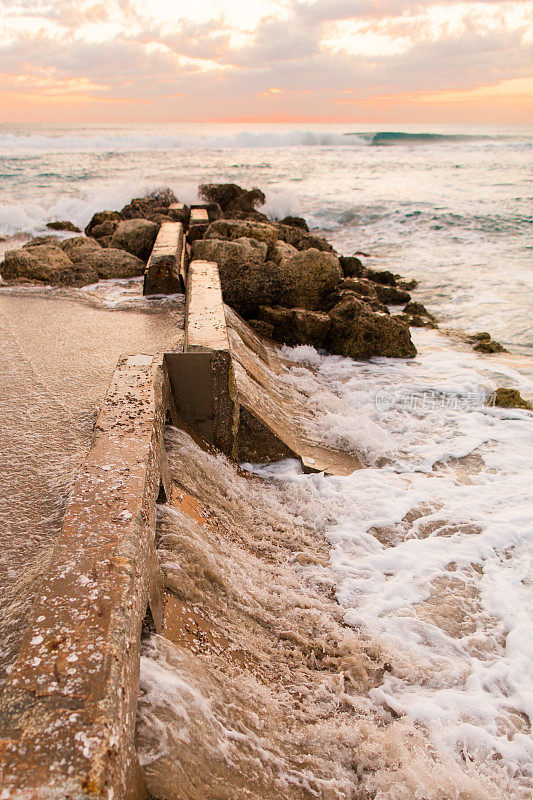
[258,306,331,348]
[374,284,411,305]
[274,223,301,248]
[395,312,437,329]
[278,248,343,311]
[120,188,178,221]
[248,320,275,339]
[110,219,159,262]
[204,219,279,250]
[295,233,335,253]
[324,286,389,315]
[403,301,435,320]
[197,202,223,222]
[489,388,532,410]
[66,241,144,279]
[398,278,418,291]
[223,209,269,222]
[191,237,282,318]
[60,236,102,258]
[85,210,121,238]
[364,268,396,286]
[339,256,364,278]
[270,240,298,265]
[467,331,507,353]
[274,224,335,253]
[1,245,82,285]
[167,204,190,226]
[473,339,506,354]
[198,183,266,215]
[46,220,81,233]
[280,216,309,232]
[327,295,417,359]
[23,235,59,247]
[90,219,119,240]
[338,278,377,298]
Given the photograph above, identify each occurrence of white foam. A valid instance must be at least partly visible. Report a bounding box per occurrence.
[254,330,533,796]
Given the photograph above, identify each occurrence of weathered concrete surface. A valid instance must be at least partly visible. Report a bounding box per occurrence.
[143,222,184,296]
[187,208,209,243]
[179,260,359,473]
[165,353,239,460]
[167,203,189,227]
[0,355,178,800]
[226,309,361,475]
[172,260,239,459]
[184,260,231,353]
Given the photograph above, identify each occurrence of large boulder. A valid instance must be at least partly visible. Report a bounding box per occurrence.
[120,188,178,221]
[270,240,298,265]
[340,255,364,278]
[198,183,265,216]
[338,277,377,298]
[110,219,159,262]
[280,216,309,232]
[0,244,97,286]
[62,238,143,279]
[327,295,417,359]
[364,267,397,286]
[204,219,278,250]
[85,210,121,238]
[276,224,335,253]
[295,233,335,253]
[374,284,411,305]
[277,248,343,310]
[258,306,331,348]
[191,237,281,318]
[61,236,102,259]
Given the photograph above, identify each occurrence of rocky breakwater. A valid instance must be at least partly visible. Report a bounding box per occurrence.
[0,182,421,360]
[191,194,417,360]
[0,188,180,287]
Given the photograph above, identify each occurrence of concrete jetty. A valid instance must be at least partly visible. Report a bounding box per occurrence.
[0,355,180,800]
[0,210,358,799]
[143,222,186,295]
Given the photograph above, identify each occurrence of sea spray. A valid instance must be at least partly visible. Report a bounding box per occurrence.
[136,328,531,799]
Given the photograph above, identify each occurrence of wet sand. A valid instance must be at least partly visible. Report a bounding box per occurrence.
[0,284,183,687]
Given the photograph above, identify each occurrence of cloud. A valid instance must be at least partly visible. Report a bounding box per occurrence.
[0,0,532,121]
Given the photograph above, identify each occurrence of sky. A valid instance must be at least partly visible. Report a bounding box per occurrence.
[0,0,532,123]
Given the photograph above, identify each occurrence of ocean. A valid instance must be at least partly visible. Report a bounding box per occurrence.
[0,122,532,799]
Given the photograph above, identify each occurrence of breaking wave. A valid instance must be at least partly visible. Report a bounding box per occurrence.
[0,128,528,155]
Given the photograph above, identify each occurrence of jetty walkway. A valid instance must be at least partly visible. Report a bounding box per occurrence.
[0,211,357,799]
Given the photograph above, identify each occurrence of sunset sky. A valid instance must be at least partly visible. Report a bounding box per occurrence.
[1,0,532,123]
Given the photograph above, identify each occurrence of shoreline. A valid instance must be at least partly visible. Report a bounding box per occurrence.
[0,184,531,799]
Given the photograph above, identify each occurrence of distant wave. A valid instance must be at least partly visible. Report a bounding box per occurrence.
[0,128,528,155]
[364,131,489,146]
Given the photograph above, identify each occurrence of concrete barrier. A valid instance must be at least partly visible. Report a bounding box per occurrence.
[165,260,239,459]
[170,259,359,474]
[187,208,209,243]
[184,259,230,353]
[143,222,185,295]
[227,309,361,475]
[167,202,189,227]
[0,355,180,800]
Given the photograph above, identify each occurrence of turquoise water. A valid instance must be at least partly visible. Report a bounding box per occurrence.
[1,122,531,353]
